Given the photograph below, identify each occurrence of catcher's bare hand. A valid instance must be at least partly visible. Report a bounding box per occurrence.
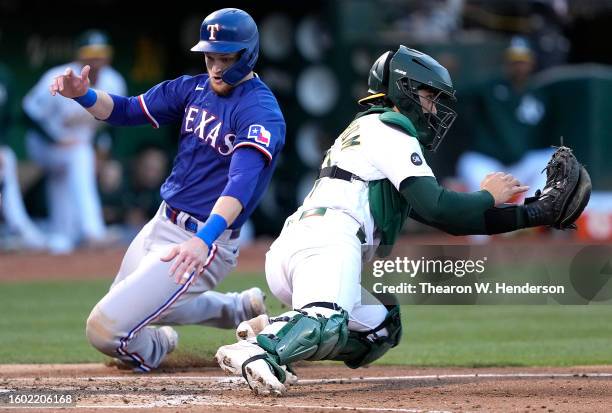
[480,172,529,206]
[161,237,210,285]
[49,65,91,98]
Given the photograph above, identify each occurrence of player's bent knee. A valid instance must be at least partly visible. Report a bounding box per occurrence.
[85,306,120,355]
[332,304,403,369]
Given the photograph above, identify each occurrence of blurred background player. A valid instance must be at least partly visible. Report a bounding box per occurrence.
[456,36,553,202]
[49,8,285,371]
[0,61,47,250]
[22,30,127,253]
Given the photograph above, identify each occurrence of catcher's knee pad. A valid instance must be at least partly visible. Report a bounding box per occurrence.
[332,304,402,369]
[256,303,349,365]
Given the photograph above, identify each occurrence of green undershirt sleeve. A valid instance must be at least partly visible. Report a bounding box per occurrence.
[400,176,528,235]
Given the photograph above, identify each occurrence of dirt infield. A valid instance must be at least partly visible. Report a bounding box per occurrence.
[1,364,611,412]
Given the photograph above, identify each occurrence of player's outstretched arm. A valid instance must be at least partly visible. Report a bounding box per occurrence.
[400,173,529,236]
[49,65,114,120]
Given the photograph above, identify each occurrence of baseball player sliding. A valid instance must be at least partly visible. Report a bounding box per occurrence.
[214,46,591,395]
[50,8,286,372]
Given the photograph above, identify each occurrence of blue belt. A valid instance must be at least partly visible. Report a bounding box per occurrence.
[164,204,241,239]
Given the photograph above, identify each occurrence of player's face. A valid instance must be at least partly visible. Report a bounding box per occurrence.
[205,52,240,95]
[417,88,438,115]
[506,59,534,85]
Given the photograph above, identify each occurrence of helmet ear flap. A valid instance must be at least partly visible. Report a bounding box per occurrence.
[381,48,396,90]
[221,39,259,85]
[358,47,398,106]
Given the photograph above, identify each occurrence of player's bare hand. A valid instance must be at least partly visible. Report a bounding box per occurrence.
[49,65,91,98]
[480,172,529,206]
[161,237,210,284]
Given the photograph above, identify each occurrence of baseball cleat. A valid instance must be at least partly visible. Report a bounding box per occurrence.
[215,340,293,396]
[236,314,270,341]
[281,366,298,386]
[240,287,267,319]
[158,326,179,354]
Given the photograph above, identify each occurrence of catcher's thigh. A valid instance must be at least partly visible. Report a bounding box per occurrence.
[265,211,388,341]
[265,244,292,307]
[265,217,363,312]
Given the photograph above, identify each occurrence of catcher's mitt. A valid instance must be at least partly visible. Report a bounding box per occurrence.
[524,146,591,229]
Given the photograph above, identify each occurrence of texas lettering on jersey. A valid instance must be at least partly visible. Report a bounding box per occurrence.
[132,73,286,226]
[183,106,235,155]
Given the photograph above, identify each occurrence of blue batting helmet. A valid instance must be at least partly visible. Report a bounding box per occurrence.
[191,8,259,86]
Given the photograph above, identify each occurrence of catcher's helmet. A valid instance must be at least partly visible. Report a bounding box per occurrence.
[359,46,457,152]
[191,8,259,86]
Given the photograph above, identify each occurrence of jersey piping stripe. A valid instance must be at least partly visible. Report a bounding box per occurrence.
[116,345,153,372]
[137,94,160,129]
[234,142,272,162]
[130,352,152,372]
[114,244,219,371]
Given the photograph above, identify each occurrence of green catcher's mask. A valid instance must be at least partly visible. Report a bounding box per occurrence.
[359,45,457,152]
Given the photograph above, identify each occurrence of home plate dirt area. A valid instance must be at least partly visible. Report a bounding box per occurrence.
[1,364,611,412]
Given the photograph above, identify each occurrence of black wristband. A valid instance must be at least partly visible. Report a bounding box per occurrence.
[484,204,527,234]
[522,201,554,227]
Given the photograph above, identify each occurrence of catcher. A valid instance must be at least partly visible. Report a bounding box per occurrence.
[215,46,591,395]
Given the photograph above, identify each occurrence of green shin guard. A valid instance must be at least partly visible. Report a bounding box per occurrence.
[244,304,401,385]
[256,309,350,366]
[332,304,403,369]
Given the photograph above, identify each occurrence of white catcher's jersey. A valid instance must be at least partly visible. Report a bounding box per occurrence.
[23,62,126,144]
[300,113,435,244]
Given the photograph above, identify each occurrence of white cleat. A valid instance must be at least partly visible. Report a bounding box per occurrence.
[215,341,288,396]
[158,326,179,354]
[236,314,270,341]
[282,367,298,386]
[240,287,267,319]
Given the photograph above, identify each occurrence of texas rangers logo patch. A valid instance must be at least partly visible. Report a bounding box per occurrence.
[410,152,423,165]
[247,124,272,147]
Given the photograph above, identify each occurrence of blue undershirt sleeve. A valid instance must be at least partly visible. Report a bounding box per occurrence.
[105,94,149,126]
[221,147,267,208]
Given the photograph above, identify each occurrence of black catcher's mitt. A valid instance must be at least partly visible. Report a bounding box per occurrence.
[524,146,591,229]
